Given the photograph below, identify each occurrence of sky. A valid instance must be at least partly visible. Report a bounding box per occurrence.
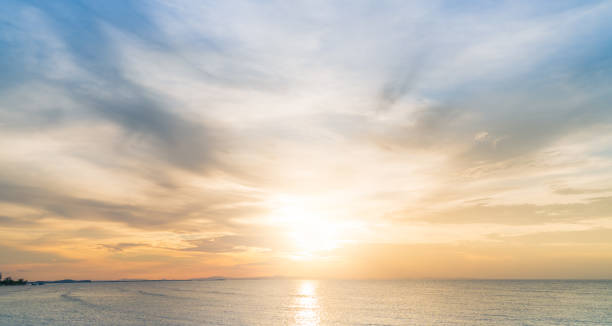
[1,0,612,280]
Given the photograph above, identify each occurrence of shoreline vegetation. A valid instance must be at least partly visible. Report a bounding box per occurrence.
[1,276,27,286]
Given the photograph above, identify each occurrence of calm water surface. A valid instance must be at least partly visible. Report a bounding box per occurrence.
[0,280,611,325]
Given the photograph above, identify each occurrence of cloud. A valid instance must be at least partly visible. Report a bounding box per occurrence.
[81,87,216,171]
[1,0,612,279]
[99,242,146,252]
[0,215,38,228]
[490,227,612,244]
[411,196,612,225]
[0,244,78,264]
[553,187,612,195]
[0,1,222,173]
[182,236,257,253]
[0,175,266,231]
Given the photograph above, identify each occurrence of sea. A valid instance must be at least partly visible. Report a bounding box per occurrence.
[0,279,611,325]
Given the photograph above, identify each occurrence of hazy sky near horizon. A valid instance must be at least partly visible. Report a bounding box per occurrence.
[1,0,612,280]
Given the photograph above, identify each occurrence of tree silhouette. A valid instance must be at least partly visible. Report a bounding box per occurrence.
[0,275,28,286]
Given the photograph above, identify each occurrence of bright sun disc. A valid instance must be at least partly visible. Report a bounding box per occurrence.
[270,197,340,257]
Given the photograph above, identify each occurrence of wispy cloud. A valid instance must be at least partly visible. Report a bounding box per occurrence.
[1,0,612,279]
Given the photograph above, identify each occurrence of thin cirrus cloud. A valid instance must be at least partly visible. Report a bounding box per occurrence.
[0,0,612,279]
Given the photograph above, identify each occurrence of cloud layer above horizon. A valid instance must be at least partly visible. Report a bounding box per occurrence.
[1,0,612,280]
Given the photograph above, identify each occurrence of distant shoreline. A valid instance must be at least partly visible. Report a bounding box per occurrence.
[22,278,612,284]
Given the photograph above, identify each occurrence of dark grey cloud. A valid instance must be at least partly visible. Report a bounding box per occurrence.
[99,242,146,252]
[78,85,216,171]
[366,75,612,180]
[386,105,466,149]
[19,227,123,250]
[0,216,38,228]
[0,176,266,230]
[183,236,252,253]
[182,233,284,253]
[456,85,612,165]
[377,52,429,112]
[0,181,156,226]
[0,83,218,173]
[99,234,280,254]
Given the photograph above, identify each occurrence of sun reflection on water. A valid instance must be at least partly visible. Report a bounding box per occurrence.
[293,280,320,326]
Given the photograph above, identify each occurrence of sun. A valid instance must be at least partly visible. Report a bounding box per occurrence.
[283,206,339,253]
[269,196,341,257]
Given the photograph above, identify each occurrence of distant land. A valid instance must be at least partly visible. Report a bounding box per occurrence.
[6,276,611,286]
[23,275,297,285]
[31,279,92,285]
[26,277,224,285]
[92,275,290,282]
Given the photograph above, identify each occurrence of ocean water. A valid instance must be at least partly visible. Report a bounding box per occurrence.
[0,280,611,325]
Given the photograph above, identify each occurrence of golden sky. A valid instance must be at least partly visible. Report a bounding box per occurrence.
[1,0,612,280]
